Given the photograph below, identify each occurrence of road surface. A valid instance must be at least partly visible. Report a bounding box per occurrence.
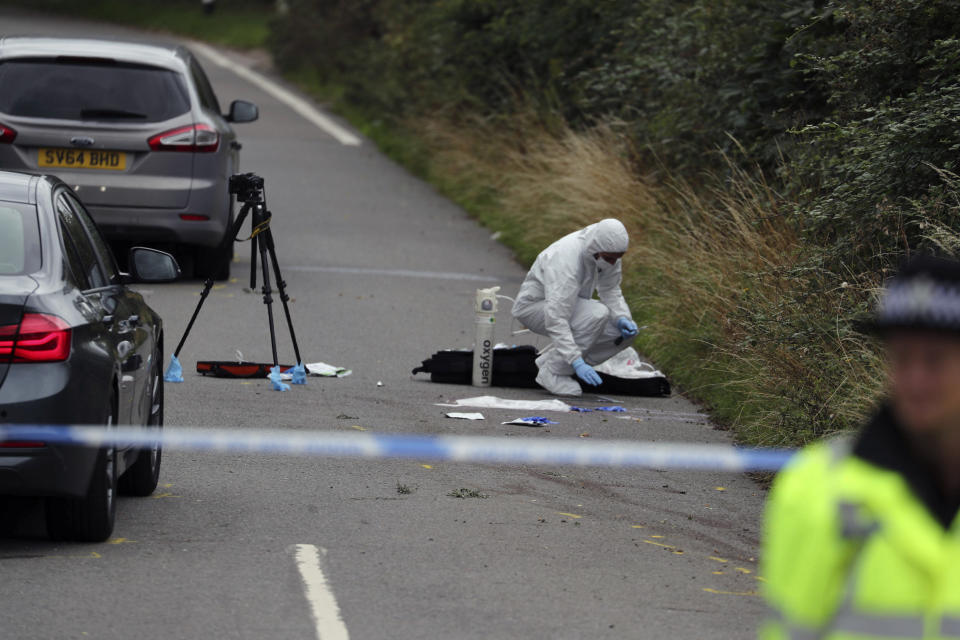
[0,10,767,639]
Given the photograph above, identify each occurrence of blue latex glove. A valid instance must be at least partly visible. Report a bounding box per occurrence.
[291,362,307,385]
[617,316,639,339]
[572,358,602,386]
[163,354,184,383]
[520,416,558,425]
[269,365,290,391]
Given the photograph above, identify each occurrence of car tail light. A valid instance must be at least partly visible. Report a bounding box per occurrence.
[0,441,46,448]
[0,313,71,363]
[179,214,210,221]
[148,124,219,153]
[0,122,16,144]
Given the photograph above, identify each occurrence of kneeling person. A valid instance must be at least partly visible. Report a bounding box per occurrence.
[512,219,638,396]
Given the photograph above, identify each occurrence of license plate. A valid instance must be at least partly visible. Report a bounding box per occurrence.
[38,148,127,171]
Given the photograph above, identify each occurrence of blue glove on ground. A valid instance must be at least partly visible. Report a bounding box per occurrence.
[617,316,639,339]
[163,354,184,383]
[291,362,307,385]
[520,417,558,425]
[269,365,290,391]
[572,358,602,386]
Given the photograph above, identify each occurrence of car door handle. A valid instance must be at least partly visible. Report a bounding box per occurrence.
[102,314,114,326]
[127,314,140,327]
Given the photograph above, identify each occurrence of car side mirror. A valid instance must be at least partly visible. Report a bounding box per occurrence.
[226,99,259,123]
[128,247,180,283]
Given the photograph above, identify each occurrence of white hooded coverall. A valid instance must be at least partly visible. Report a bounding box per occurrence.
[512,219,635,381]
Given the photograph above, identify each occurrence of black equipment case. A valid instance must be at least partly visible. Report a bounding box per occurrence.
[412,346,541,388]
[412,346,670,397]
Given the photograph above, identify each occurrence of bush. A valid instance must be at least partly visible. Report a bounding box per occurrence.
[792,1,960,273]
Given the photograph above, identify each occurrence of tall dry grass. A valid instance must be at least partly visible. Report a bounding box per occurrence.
[417,112,888,446]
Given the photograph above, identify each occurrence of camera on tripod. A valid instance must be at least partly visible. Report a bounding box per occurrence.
[171,172,303,377]
[229,172,265,202]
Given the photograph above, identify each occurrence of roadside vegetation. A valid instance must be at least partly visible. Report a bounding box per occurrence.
[268,0,960,447]
[23,0,960,446]
[4,0,271,49]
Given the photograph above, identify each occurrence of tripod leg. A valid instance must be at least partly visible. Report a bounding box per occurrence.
[257,228,280,369]
[249,219,259,290]
[173,203,251,358]
[263,228,303,365]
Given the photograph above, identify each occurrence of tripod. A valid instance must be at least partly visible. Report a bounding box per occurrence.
[172,173,303,370]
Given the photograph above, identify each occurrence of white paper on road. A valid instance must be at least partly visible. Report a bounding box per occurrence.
[594,347,666,379]
[279,362,352,380]
[445,412,486,421]
[438,396,572,413]
[306,362,352,377]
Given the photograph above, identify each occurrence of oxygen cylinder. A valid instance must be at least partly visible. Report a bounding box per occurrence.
[472,286,500,387]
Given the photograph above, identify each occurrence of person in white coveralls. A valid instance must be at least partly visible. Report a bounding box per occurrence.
[512,219,639,396]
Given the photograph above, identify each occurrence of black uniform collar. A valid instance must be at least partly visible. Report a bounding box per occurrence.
[853,404,960,529]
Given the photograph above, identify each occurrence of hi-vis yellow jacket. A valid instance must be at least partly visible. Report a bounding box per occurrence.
[760,409,960,640]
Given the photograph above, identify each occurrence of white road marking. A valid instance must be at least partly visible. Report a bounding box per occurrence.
[293,544,350,640]
[189,41,363,147]
[286,264,517,283]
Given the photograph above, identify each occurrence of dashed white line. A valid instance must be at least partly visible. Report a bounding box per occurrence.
[292,544,350,640]
[285,264,514,283]
[189,41,363,147]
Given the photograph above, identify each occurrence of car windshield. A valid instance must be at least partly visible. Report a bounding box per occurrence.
[0,202,41,275]
[0,58,191,122]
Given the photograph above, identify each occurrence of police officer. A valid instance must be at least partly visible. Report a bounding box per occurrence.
[760,255,960,639]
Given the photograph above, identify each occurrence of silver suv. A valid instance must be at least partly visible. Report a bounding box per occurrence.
[0,37,258,279]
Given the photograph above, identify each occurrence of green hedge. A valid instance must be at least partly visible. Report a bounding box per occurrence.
[272,0,960,270]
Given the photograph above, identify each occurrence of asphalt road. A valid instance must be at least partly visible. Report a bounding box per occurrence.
[0,10,767,639]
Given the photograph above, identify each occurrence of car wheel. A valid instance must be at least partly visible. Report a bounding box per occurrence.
[119,347,163,497]
[196,212,235,281]
[46,389,119,542]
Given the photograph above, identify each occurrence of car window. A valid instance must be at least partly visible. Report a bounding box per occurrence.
[190,57,221,114]
[57,217,91,290]
[0,58,191,123]
[63,194,120,284]
[56,195,107,290]
[0,202,41,275]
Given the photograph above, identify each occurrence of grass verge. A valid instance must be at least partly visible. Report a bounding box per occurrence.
[408,113,890,447]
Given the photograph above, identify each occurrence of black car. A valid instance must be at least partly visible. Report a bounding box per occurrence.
[0,170,178,541]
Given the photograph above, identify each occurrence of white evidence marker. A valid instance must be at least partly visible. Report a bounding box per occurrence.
[292,544,350,640]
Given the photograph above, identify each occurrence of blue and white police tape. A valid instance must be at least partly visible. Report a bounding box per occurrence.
[0,424,796,472]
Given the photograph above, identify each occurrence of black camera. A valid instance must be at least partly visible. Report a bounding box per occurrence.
[229,173,265,201]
